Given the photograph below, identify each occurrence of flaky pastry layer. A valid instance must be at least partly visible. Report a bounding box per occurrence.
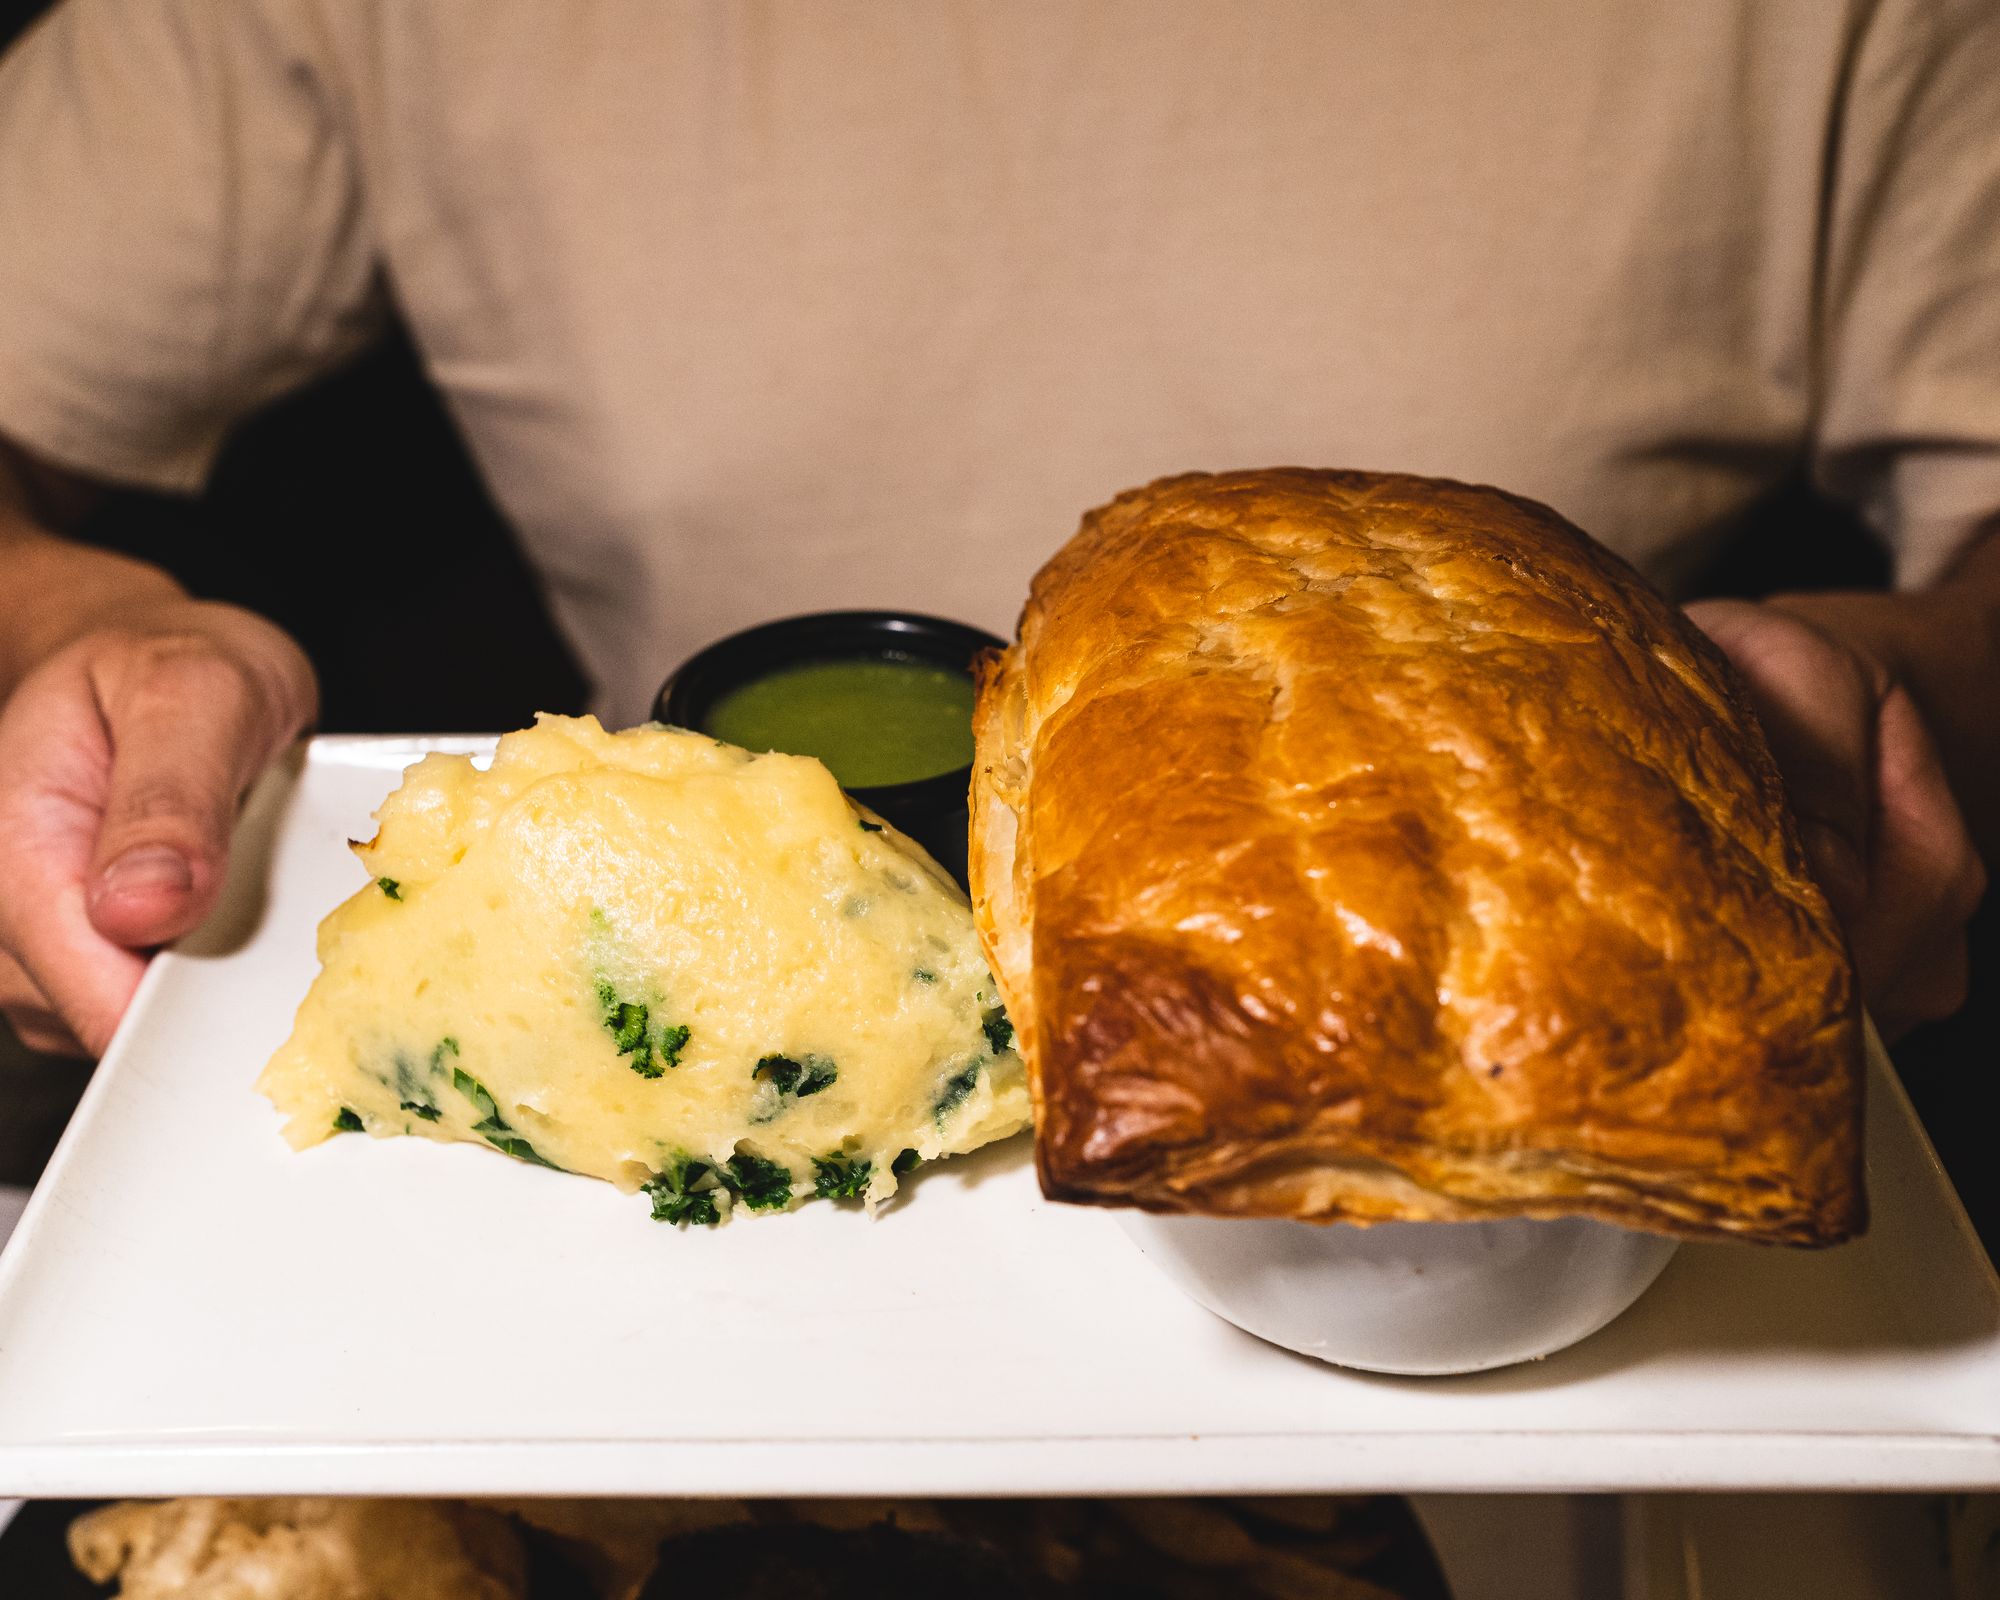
[971,469,1863,1245]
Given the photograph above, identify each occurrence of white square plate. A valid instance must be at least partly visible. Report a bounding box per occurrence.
[0,737,1996,1498]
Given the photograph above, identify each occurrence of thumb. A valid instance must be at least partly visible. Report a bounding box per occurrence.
[85,653,292,948]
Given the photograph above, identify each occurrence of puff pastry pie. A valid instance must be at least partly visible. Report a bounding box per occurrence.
[971,469,1862,1245]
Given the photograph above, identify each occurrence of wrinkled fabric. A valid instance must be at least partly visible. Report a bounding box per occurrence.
[2,0,1997,722]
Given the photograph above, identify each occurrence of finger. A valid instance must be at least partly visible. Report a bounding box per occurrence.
[1872,683,1986,911]
[0,949,88,1057]
[3,1004,90,1058]
[1685,600,1876,916]
[0,911,142,1058]
[1,879,146,1058]
[0,947,46,1011]
[1871,925,1971,1042]
[85,643,299,948]
[0,721,148,1056]
[1851,682,1987,1015]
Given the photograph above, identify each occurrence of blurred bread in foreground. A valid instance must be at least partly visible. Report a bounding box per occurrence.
[972,468,1862,1245]
[73,1494,1445,1599]
[68,1498,526,1599]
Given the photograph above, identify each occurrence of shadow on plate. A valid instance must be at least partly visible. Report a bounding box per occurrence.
[173,746,307,963]
[1306,1209,2000,1398]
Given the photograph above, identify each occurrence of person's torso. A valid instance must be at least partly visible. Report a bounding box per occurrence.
[317,0,1852,721]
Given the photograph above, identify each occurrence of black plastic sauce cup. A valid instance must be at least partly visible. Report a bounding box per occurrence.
[653,611,1006,888]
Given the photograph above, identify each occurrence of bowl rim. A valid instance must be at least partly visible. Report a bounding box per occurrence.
[652,609,1006,803]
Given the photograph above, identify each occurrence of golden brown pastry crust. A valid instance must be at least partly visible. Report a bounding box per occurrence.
[972,469,1863,1245]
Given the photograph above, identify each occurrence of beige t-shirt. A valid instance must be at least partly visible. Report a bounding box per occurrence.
[1,0,1997,724]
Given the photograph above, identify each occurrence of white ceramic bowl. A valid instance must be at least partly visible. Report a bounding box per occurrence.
[1119,1210,1679,1375]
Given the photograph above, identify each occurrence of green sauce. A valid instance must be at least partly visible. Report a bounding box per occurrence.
[704,657,976,789]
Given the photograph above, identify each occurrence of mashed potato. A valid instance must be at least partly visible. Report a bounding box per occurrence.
[258,714,1028,1221]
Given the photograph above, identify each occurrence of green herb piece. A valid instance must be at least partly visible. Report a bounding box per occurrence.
[487,1133,559,1168]
[609,1000,648,1054]
[645,1154,723,1227]
[797,1060,836,1096]
[596,979,690,1078]
[453,1066,500,1127]
[813,1153,872,1201]
[932,1061,982,1127]
[858,819,884,833]
[450,1066,558,1168]
[648,1184,720,1227]
[388,1050,418,1100]
[376,877,402,900]
[892,1147,923,1177]
[400,1099,441,1122]
[753,1053,836,1099]
[753,1053,803,1094]
[723,1151,796,1212]
[913,968,937,984]
[981,1004,1014,1055]
[389,1039,457,1104]
[332,1107,364,1134]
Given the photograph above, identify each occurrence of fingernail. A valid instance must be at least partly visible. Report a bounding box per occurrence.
[99,847,194,899]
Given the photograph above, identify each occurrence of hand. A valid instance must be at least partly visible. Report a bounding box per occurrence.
[1686,597,1986,1039]
[0,602,316,1056]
